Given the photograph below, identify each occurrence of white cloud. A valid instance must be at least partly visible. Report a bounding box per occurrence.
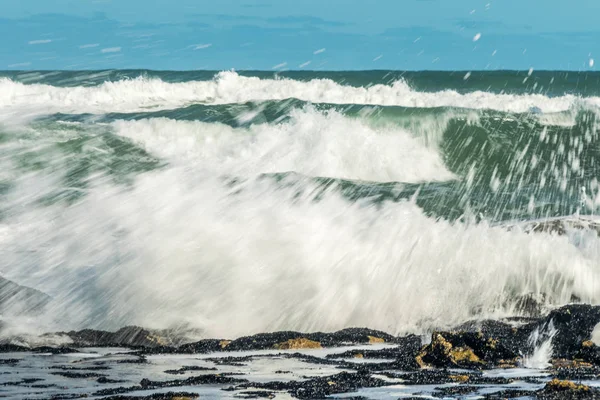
[79,43,100,49]
[29,39,52,45]
[194,43,212,50]
[8,62,32,68]
[272,62,287,70]
[313,48,326,55]
[299,61,311,68]
[101,47,121,53]
[473,33,481,42]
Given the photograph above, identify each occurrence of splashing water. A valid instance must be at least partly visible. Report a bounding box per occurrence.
[0,70,599,339]
[523,320,558,369]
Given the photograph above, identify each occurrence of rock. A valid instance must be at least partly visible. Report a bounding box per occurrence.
[416,331,519,369]
[274,338,322,350]
[164,366,217,375]
[99,393,199,400]
[452,319,537,356]
[65,326,170,348]
[237,370,395,399]
[174,339,227,354]
[543,305,600,359]
[537,379,598,399]
[224,328,395,352]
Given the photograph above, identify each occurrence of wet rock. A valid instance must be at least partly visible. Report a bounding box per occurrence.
[433,385,479,397]
[327,334,421,360]
[282,352,346,366]
[238,370,394,399]
[64,326,171,348]
[383,370,482,385]
[33,346,79,354]
[483,389,537,399]
[164,365,217,374]
[50,365,110,371]
[97,376,126,384]
[223,328,395,352]
[452,319,537,356]
[101,393,199,400]
[234,391,276,399]
[51,371,107,379]
[274,338,322,350]
[116,356,147,364]
[416,331,519,369]
[95,374,248,397]
[537,379,599,399]
[0,343,29,352]
[140,374,248,390]
[1,377,44,386]
[542,304,600,359]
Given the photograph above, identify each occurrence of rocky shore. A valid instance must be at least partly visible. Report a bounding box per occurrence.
[2,303,600,399]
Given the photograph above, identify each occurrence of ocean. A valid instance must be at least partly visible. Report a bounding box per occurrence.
[0,69,599,342]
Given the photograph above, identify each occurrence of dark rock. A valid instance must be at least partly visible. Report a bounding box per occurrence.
[542,304,600,359]
[416,331,519,369]
[51,371,107,379]
[223,328,395,352]
[238,370,394,399]
[64,326,169,348]
[483,389,538,399]
[33,346,79,354]
[139,374,248,390]
[0,358,19,364]
[50,365,110,371]
[235,391,275,399]
[100,393,199,400]
[1,377,44,386]
[97,376,126,384]
[451,319,537,356]
[433,385,479,397]
[387,370,482,385]
[164,365,218,374]
[174,339,228,354]
[537,379,600,399]
[326,334,422,371]
[116,356,147,364]
[206,355,252,366]
[576,343,600,366]
[0,343,29,352]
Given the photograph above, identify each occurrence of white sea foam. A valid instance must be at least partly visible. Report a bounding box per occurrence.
[0,71,597,117]
[1,117,599,338]
[110,108,455,183]
[1,74,600,340]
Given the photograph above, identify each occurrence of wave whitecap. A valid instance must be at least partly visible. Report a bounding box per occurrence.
[0,71,597,118]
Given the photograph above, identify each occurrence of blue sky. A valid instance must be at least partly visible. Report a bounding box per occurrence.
[1,0,599,70]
